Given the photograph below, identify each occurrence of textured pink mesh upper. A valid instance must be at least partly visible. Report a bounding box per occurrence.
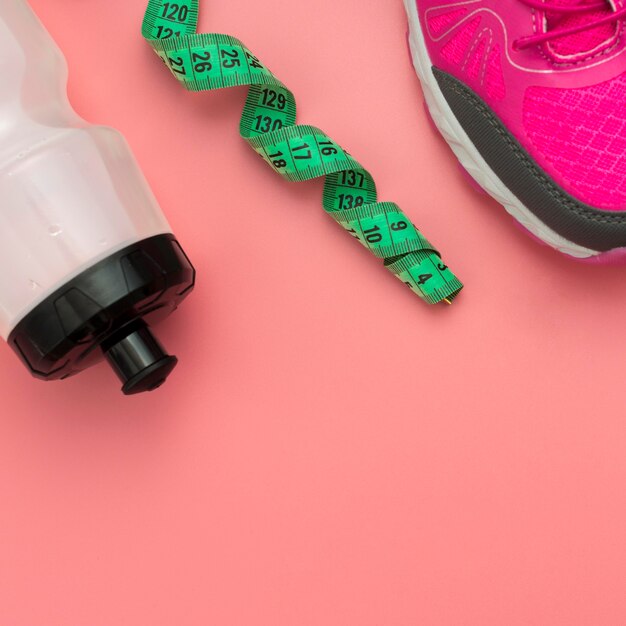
[440,16,481,64]
[545,0,616,56]
[437,15,506,101]
[427,7,468,36]
[485,45,506,101]
[524,71,626,209]
[466,38,486,80]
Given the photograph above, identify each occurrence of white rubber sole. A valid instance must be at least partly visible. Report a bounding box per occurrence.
[403,0,600,259]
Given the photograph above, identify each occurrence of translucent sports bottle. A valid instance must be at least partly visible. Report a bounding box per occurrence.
[0,0,195,394]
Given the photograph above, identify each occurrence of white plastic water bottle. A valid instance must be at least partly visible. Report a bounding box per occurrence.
[0,0,195,394]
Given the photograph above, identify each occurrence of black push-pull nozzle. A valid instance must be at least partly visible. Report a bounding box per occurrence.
[104,320,178,395]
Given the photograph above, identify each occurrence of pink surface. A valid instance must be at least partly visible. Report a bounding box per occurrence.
[2,1,626,624]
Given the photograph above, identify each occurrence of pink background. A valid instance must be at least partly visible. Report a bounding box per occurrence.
[1,0,626,623]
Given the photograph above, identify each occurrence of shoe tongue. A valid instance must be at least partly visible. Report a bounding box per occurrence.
[546,0,615,55]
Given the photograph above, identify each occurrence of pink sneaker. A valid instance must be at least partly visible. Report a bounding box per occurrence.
[405,0,626,261]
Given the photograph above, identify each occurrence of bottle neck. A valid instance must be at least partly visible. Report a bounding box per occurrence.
[0,0,80,146]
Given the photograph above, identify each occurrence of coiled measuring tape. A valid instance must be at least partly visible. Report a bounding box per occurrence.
[142,0,463,305]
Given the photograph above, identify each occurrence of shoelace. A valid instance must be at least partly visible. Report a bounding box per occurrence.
[514,0,626,50]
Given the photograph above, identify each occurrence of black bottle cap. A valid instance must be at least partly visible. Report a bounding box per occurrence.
[8,234,195,394]
[103,321,178,395]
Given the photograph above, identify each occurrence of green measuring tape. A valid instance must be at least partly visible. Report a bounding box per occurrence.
[142,0,463,305]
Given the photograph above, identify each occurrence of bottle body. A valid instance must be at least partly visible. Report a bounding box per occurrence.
[0,0,195,393]
[0,0,172,339]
